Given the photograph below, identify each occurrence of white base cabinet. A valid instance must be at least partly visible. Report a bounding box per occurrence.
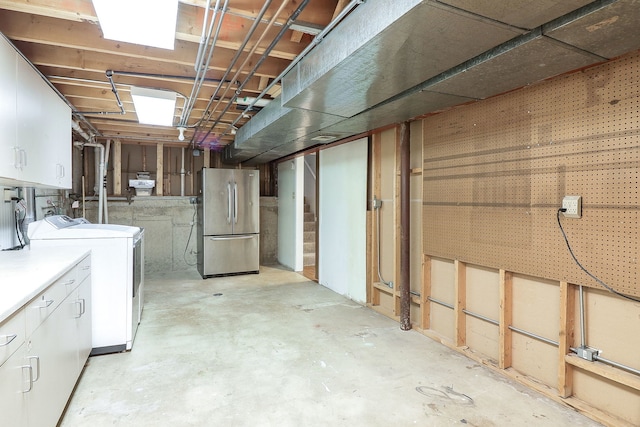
[0,253,91,427]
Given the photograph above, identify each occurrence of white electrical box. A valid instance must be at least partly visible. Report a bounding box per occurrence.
[562,195,582,218]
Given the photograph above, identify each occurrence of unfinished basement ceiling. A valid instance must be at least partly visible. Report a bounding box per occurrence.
[1,1,639,166]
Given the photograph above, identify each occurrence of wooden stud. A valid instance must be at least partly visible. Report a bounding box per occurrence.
[454,260,467,347]
[258,76,269,91]
[156,143,164,197]
[558,281,575,397]
[422,255,432,330]
[499,269,513,369]
[203,147,210,168]
[290,30,303,43]
[565,354,640,392]
[113,139,121,196]
[394,126,401,316]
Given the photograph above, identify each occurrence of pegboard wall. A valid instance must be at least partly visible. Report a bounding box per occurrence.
[422,50,640,298]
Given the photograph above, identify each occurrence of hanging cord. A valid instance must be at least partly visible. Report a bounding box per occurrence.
[557,208,640,303]
[183,202,198,266]
[374,197,393,288]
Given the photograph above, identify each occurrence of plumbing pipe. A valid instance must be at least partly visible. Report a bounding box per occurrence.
[374,197,393,289]
[71,120,91,142]
[399,121,411,331]
[196,0,295,143]
[75,141,105,224]
[180,147,186,197]
[103,139,111,224]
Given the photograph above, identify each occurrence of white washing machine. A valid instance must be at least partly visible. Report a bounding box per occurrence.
[28,215,144,355]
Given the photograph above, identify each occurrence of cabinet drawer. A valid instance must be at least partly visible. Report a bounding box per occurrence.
[25,278,66,336]
[0,309,25,366]
[76,255,91,284]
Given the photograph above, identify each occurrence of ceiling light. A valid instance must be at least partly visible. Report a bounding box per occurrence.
[177,126,186,141]
[130,87,177,126]
[92,0,179,50]
[236,96,271,107]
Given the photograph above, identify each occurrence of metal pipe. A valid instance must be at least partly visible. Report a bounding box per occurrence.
[594,354,640,376]
[196,0,294,144]
[223,0,363,135]
[78,71,126,116]
[180,147,186,197]
[374,197,393,289]
[427,296,454,310]
[399,122,411,331]
[194,0,213,72]
[462,309,499,326]
[509,325,559,347]
[579,284,586,348]
[196,0,274,127]
[75,142,105,224]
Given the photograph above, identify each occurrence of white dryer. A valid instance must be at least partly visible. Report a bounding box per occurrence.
[28,215,144,355]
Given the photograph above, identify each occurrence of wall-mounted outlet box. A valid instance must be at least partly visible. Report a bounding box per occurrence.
[562,195,582,218]
[3,188,18,202]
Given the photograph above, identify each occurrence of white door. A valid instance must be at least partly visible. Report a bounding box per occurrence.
[277,158,303,271]
[318,138,368,302]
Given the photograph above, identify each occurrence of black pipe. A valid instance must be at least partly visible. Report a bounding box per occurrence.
[400,121,411,331]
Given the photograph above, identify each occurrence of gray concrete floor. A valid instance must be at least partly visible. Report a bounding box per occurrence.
[61,266,602,426]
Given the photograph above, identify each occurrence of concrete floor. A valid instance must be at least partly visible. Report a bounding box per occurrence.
[61,266,602,427]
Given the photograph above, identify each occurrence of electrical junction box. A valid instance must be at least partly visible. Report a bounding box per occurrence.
[562,195,582,218]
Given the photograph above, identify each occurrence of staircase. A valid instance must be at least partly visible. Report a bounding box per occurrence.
[303,201,316,267]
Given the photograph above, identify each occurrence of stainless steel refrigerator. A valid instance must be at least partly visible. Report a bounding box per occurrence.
[196,168,260,278]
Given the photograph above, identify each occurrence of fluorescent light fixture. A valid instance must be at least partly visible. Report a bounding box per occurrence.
[92,0,179,50]
[236,96,271,108]
[130,87,177,126]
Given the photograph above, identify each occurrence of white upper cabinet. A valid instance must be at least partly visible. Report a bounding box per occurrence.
[0,34,72,189]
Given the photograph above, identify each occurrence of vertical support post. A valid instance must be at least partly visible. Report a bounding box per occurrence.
[499,269,513,369]
[399,122,411,331]
[454,259,466,346]
[421,254,432,330]
[113,139,121,196]
[156,143,164,197]
[370,133,382,306]
[558,281,575,397]
[203,147,211,168]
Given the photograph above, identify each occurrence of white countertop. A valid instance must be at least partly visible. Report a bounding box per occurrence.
[0,247,90,323]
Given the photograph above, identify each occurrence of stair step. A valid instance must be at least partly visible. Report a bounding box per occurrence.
[304,231,315,243]
[304,242,315,252]
[304,212,315,222]
[303,252,316,266]
[304,222,315,232]
[304,203,311,213]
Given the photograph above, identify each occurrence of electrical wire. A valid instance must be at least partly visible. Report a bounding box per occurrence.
[557,208,640,303]
[183,203,198,266]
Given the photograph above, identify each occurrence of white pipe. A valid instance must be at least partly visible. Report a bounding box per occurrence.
[75,142,105,224]
[103,139,111,224]
[71,120,91,142]
[180,147,186,197]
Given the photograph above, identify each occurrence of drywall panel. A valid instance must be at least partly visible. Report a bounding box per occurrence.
[579,288,640,371]
[572,370,640,425]
[465,264,500,320]
[430,303,454,342]
[430,257,455,303]
[278,158,303,271]
[319,138,367,302]
[423,50,640,298]
[511,333,559,388]
[512,274,559,341]
[465,317,499,362]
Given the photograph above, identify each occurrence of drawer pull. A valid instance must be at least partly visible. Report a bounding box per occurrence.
[22,365,33,393]
[81,265,90,271]
[75,299,86,318]
[27,355,40,382]
[63,279,76,286]
[0,333,17,346]
[37,299,54,309]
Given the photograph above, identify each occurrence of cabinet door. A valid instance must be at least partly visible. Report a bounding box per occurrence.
[0,343,28,427]
[15,57,42,185]
[74,277,92,374]
[25,300,77,427]
[0,37,18,180]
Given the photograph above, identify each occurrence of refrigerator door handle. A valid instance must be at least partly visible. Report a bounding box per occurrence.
[226,182,232,224]
[209,235,254,241]
[233,182,238,224]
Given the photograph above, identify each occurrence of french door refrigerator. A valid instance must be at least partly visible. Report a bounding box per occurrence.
[196,168,260,278]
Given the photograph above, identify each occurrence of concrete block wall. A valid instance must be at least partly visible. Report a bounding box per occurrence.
[84,196,278,275]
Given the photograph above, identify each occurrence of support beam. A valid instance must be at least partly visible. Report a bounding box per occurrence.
[454,260,466,346]
[558,281,575,397]
[203,147,211,168]
[499,269,513,369]
[399,122,411,331]
[113,139,121,196]
[156,143,164,197]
